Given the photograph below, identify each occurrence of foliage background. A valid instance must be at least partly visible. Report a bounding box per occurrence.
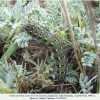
[0,0,99,93]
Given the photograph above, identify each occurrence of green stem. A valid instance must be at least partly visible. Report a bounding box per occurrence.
[0,42,18,63]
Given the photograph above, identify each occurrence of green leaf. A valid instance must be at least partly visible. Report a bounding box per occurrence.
[87,86,93,93]
[12,32,31,48]
[80,73,84,81]
[65,69,78,83]
[0,63,16,89]
[83,76,88,85]
[0,42,18,63]
[85,81,92,89]
[79,73,93,93]
[81,51,96,67]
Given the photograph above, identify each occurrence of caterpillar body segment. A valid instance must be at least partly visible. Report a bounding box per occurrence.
[55,73,66,82]
[46,36,64,50]
[53,49,65,57]
[55,66,66,72]
[24,24,67,83]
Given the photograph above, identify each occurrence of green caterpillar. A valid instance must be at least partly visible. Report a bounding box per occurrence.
[24,24,67,82]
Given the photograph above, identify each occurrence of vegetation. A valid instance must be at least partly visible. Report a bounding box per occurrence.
[0,0,99,93]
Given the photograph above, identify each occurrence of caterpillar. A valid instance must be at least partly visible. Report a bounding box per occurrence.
[24,24,67,82]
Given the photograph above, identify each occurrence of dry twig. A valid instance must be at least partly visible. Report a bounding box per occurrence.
[83,1,100,93]
[62,0,86,76]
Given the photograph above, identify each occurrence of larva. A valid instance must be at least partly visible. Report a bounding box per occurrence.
[24,24,67,82]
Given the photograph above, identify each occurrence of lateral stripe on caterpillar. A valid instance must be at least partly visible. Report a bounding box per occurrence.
[24,24,67,82]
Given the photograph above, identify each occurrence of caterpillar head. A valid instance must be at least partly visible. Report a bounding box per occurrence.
[22,23,30,31]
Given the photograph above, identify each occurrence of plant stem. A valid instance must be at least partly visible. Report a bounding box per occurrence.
[83,1,100,93]
[62,0,86,76]
[0,42,18,63]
